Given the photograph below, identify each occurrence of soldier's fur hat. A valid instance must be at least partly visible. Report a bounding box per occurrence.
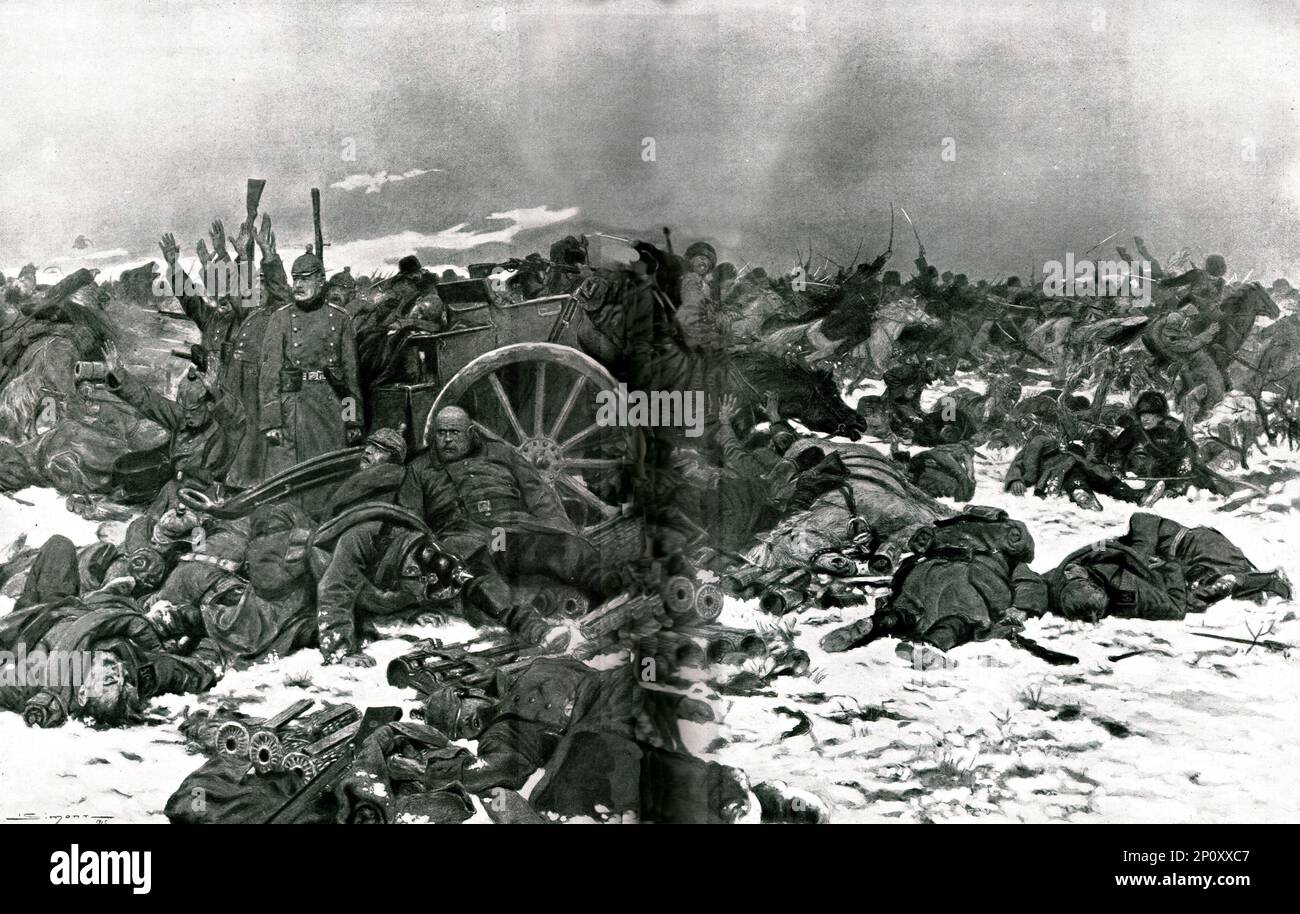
[683,241,717,268]
[1204,254,1226,277]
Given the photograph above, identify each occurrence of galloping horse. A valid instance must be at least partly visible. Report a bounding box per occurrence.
[1209,281,1280,374]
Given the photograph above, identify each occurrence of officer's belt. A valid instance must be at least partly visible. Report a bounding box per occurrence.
[179,552,243,573]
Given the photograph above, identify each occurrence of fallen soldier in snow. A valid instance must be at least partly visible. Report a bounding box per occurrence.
[0,537,218,728]
[819,506,1046,664]
[1005,431,1164,512]
[1045,512,1291,622]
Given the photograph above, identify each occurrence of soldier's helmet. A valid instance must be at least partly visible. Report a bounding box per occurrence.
[291,247,326,278]
[327,267,357,292]
[1204,254,1226,278]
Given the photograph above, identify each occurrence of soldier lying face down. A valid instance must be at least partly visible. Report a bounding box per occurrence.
[1045,511,1291,622]
[820,506,1047,660]
[411,657,827,824]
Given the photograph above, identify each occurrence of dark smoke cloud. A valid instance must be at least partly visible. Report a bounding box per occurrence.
[1,0,1296,280]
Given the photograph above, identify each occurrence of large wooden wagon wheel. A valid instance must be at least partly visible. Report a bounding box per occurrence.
[423,343,632,531]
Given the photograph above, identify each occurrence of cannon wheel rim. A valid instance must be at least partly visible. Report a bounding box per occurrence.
[425,343,629,529]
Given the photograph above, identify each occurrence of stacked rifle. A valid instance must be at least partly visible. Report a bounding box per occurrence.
[576,571,724,639]
[385,637,526,696]
[210,699,363,779]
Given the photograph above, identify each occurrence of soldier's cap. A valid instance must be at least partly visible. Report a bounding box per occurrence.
[398,255,424,276]
[1204,254,1226,277]
[366,427,408,463]
[326,268,357,292]
[1271,277,1293,292]
[422,684,464,734]
[683,241,717,267]
[882,269,901,285]
[291,248,326,279]
[250,502,310,538]
[176,372,214,409]
[18,263,37,280]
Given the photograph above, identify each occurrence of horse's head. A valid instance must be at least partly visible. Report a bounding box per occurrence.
[1224,281,1280,319]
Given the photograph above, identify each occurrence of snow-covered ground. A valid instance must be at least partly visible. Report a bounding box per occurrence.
[1,378,1298,823]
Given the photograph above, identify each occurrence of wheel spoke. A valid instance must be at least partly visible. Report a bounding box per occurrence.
[555,473,617,516]
[549,375,586,440]
[488,372,527,443]
[472,421,508,444]
[559,422,603,453]
[558,458,623,471]
[533,362,546,437]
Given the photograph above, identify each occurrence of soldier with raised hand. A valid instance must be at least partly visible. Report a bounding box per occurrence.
[259,231,363,514]
[214,217,282,489]
[102,340,243,518]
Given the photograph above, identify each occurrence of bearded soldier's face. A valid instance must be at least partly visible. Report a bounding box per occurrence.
[293,273,323,302]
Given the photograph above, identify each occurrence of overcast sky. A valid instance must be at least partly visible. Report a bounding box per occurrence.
[1,0,1297,280]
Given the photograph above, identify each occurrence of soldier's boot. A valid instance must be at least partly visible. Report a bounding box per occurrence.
[752,780,830,824]
[1234,570,1292,603]
[463,574,569,649]
[1138,480,1167,507]
[819,608,906,654]
[1068,487,1103,512]
[819,618,874,653]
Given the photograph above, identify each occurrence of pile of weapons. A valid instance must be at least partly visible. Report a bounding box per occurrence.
[206,699,364,780]
[632,622,811,681]
[575,572,724,639]
[722,543,901,615]
[386,636,526,697]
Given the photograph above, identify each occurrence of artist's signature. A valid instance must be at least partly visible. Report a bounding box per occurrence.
[6,813,114,824]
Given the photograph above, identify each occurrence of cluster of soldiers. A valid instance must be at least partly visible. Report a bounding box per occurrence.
[1,208,1296,823]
